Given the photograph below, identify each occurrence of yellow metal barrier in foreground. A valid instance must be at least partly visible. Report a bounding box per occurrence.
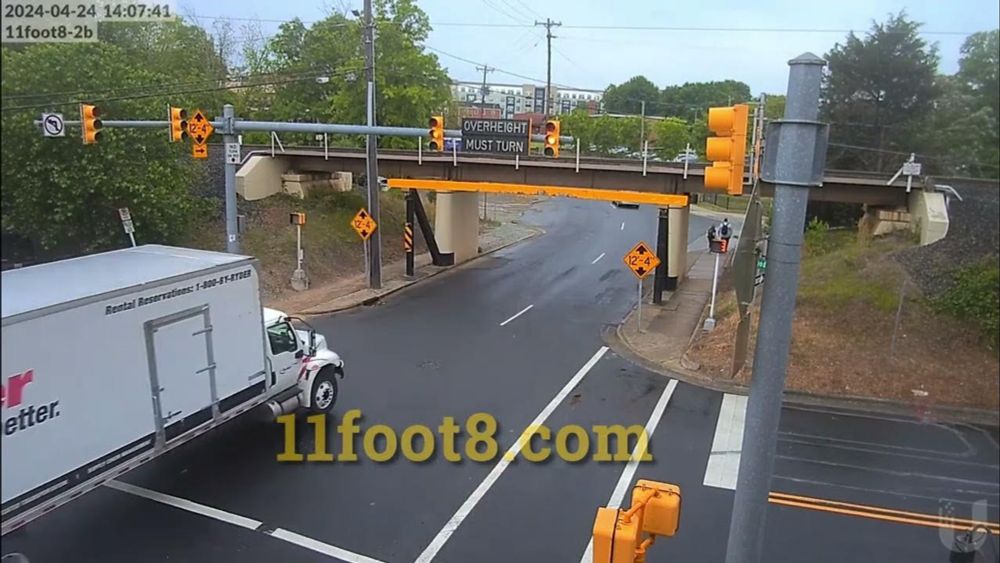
[593,480,682,563]
[386,178,689,208]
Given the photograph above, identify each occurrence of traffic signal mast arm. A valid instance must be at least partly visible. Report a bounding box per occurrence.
[36,118,574,144]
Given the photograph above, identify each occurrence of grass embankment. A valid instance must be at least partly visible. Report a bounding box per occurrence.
[187,189,422,300]
[689,226,999,410]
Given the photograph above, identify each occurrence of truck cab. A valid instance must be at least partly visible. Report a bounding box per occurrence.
[263,308,344,415]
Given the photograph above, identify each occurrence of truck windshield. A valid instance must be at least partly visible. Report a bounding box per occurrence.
[266,322,299,355]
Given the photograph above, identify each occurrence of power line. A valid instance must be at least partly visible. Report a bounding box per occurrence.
[508,0,543,21]
[1,70,356,112]
[1,69,331,103]
[558,24,976,36]
[478,0,526,25]
[425,44,590,91]
[185,13,983,36]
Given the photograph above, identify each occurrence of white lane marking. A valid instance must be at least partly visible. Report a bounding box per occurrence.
[106,480,386,563]
[591,252,606,265]
[620,221,626,231]
[416,346,610,563]
[105,480,261,530]
[703,393,748,490]
[271,529,386,563]
[499,304,534,326]
[578,379,678,563]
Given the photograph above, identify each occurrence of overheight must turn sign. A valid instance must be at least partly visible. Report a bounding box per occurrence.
[461,118,530,155]
[623,241,660,279]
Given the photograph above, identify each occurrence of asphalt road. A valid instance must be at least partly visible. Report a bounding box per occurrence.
[3,199,997,563]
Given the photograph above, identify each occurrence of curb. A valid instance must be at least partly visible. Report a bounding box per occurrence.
[609,308,999,427]
[297,226,543,316]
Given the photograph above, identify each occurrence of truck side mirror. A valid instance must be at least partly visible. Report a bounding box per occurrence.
[308,330,317,355]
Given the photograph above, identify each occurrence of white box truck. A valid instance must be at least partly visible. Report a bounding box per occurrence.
[1,245,345,534]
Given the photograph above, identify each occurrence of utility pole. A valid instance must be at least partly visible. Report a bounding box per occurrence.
[640,100,646,155]
[534,18,561,116]
[363,0,382,289]
[476,64,494,114]
[725,53,827,563]
[477,64,494,220]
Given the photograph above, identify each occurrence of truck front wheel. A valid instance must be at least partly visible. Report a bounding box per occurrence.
[309,368,339,414]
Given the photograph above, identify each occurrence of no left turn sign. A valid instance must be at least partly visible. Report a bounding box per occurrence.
[41,113,65,137]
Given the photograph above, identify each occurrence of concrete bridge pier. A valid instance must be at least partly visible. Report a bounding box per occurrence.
[434,191,480,264]
[665,202,691,290]
[858,189,950,246]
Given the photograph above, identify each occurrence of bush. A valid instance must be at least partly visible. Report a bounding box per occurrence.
[804,217,834,256]
[931,260,1000,350]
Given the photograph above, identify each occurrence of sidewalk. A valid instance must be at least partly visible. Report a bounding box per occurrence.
[268,218,541,316]
[616,249,735,389]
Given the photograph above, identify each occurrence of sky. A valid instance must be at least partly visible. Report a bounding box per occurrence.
[180,0,999,95]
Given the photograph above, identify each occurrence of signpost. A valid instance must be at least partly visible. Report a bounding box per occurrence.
[351,208,378,241]
[118,207,136,247]
[289,212,308,290]
[460,118,530,155]
[624,241,661,329]
[705,228,731,331]
[41,113,65,137]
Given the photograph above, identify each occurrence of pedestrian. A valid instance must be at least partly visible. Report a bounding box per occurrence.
[707,225,717,243]
[720,218,732,240]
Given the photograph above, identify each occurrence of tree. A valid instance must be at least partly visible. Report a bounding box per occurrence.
[650,118,692,160]
[328,0,450,148]
[560,110,633,155]
[821,12,940,172]
[240,1,450,148]
[763,94,786,122]
[660,80,752,118]
[950,30,999,177]
[602,76,660,115]
[2,21,223,260]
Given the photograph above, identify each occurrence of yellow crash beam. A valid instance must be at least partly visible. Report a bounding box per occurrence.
[386,178,689,208]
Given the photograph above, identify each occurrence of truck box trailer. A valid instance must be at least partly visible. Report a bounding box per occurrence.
[1,245,344,534]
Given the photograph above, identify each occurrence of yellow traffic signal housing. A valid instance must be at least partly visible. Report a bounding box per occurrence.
[544,119,560,158]
[632,480,681,537]
[592,507,640,563]
[428,115,444,151]
[705,104,749,195]
[169,107,188,142]
[80,104,102,144]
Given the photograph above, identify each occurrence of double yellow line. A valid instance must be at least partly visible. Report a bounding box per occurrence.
[768,492,1000,534]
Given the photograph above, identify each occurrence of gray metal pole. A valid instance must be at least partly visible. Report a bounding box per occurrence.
[223,104,240,254]
[363,0,382,289]
[724,53,826,563]
[640,100,645,152]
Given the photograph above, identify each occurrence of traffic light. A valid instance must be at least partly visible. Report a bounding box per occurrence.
[543,119,560,158]
[169,107,188,142]
[428,115,444,151]
[80,104,102,144]
[704,104,749,195]
[289,212,306,225]
[632,480,681,537]
[592,507,640,563]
